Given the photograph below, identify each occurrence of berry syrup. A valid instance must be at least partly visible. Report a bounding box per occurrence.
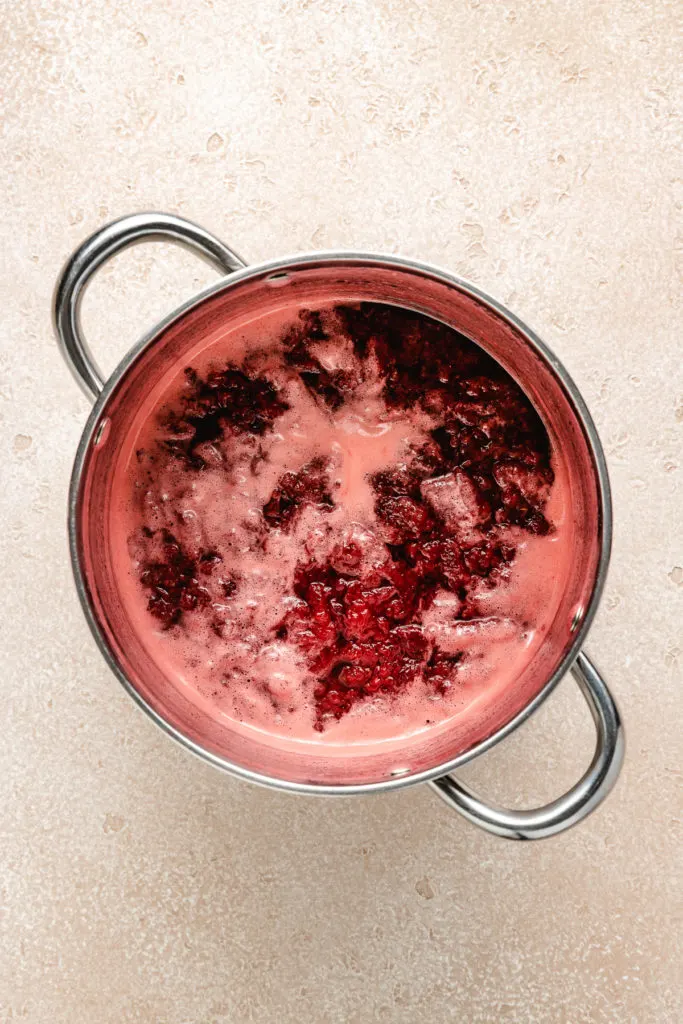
[111,303,574,747]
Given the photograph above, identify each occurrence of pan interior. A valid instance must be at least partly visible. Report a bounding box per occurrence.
[74,259,603,788]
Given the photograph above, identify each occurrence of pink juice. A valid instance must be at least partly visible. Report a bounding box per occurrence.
[109,303,574,750]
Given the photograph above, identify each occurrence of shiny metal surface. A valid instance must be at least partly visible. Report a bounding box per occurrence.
[55,212,622,838]
[429,652,624,838]
[53,212,246,401]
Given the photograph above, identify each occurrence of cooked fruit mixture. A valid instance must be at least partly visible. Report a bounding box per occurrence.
[122,303,563,737]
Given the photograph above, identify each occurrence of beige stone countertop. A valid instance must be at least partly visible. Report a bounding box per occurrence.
[1,2,681,1021]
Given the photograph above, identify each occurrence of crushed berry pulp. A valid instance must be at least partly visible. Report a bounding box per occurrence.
[122,302,564,739]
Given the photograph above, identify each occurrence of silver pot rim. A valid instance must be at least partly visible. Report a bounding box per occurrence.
[66,245,613,798]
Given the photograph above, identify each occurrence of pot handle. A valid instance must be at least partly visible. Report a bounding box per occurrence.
[53,212,246,402]
[429,651,624,840]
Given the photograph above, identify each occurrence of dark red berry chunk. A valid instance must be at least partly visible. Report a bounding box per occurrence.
[283,310,359,410]
[139,531,235,629]
[424,650,463,695]
[375,494,435,543]
[263,457,334,530]
[139,532,209,628]
[161,364,289,468]
[278,556,462,729]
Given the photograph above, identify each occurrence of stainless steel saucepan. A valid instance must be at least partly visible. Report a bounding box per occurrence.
[54,212,623,839]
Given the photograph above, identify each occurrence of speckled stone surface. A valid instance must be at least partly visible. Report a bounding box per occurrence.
[1,2,681,1021]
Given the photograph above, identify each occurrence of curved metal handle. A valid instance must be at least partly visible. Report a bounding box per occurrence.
[53,212,247,402]
[429,651,624,840]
